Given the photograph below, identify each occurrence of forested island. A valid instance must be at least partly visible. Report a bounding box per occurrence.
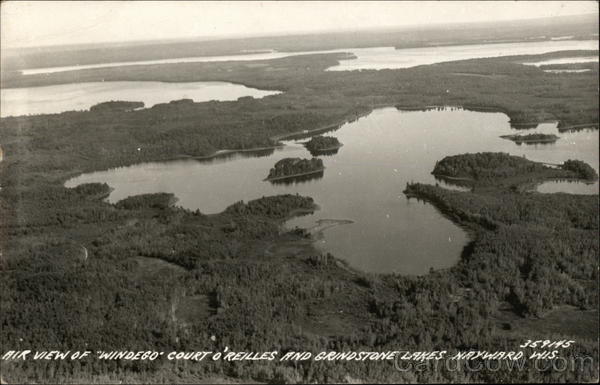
[265,157,325,181]
[432,152,598,188]
[89,100,144,112]
[500,133,560,144]
[304,135,342,155]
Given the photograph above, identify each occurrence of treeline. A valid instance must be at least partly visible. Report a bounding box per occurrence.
[433,152,555,179]
[224,194,315,219]
[89,100,144,113]
[72,182,112,200]
[115,193,178,210]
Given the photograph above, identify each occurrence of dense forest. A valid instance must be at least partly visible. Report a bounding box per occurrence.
[0,41,598,383]
[89,100,145,113]
[304,135,342,151]
[561,159,599,181]
[2,159,598,383]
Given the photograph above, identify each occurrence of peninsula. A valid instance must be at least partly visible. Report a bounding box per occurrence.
[89,100,144,112]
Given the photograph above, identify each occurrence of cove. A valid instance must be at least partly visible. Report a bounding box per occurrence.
[65,108,599,274]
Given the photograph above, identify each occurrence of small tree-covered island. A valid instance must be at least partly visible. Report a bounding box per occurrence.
[265,157,325,181]
[500,133,560,144]
[431,152,598,188]
[304,135,343,152]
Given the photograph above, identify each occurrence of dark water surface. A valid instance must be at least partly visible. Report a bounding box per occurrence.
[66,108,599,274]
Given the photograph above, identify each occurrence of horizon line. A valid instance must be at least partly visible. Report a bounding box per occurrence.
[4,11,598,52]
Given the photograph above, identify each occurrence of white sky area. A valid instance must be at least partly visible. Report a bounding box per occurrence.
[1,1,598,49]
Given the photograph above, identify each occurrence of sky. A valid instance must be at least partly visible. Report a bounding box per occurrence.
[1,1,598,49]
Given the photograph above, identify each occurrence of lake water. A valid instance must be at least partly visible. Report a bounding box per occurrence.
[18,40,599,75]
[65,108,599,274]
[544,69,592,73]
[0,81,280,117]
[522,56,598,66]
[328,40,599,71]
[5,40,596,118]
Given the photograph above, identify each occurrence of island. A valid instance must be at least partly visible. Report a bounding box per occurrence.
[431,152,598,189]
[500,133,560,144]
[265,157,325,181]
[304,135,343,153]
[89,100,144,112]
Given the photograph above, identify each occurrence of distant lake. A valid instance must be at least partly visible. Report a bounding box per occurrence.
[5,39,596,118]
[328,40,599,71]
[66,108,599,275]
[18,39,599,74]
[0,81,280,117]
[522,56,598,66]
[543,69,591,73]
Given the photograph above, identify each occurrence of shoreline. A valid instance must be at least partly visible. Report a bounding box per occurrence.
[305,218,354,238]
[271,109,373,142]
[177,144,284,161]
[558,122,599,132]
[264,167,325,182]
[432,173,474,182]
[499,134,559,144]
[431,171,598,191]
